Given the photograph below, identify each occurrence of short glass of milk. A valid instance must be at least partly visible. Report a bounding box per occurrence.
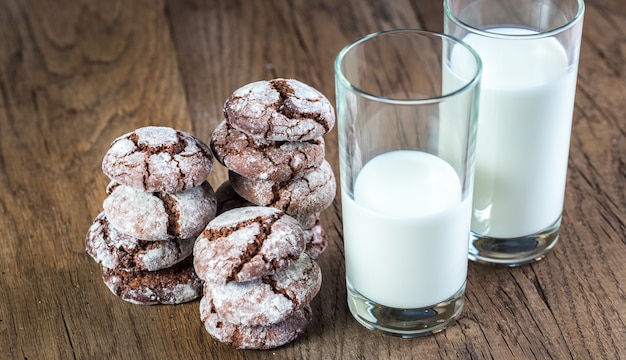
[444,0,585,266]
[335,30,481,337]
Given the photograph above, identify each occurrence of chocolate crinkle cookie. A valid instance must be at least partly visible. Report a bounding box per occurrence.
[210,120,325,182]
[202,252,321,326]
[102,257,202,305]
[193,206,306,284]
[103,181,217,241]
[102,126,213,193]
[86,212,195,272]
[200,296,312,350]
[229,160,336,216]
[304,220,328,260]
[224,78,335,142]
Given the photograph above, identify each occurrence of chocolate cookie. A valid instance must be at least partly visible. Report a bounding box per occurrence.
[86,212,195,271]
[102,126,213,193]
[210,120,325,181]
[193,206,305,284]
[200,296,312,350]
[214,180,254,215]
[224,78,335,142]
[102,257,202,305]
[229,160,336,216]
[103,181,217,241]
[304,222,328,260]
[203,253,321,326]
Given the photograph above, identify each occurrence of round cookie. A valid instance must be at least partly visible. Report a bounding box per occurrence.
[103,181,217,241]
[102,257,202,305]
[200,296,312,350]
[193,206,305,284]
[203,253,321,326]
[214,180,254,215]
[304,222,328,260]
[102,126,213,193]
[224,78,335,142]
[210,120,325,181]
[86,211,195,271]
[229,160,336,216]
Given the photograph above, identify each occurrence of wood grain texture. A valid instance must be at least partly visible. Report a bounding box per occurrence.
[0,0,624,359]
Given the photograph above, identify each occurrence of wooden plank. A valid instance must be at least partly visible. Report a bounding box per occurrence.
[0,0,623,359]
[0,0,210,359]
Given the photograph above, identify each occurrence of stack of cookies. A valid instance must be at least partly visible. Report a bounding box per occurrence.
[210,78,337,260]
[86,126,218,305]
[193,206,322,349]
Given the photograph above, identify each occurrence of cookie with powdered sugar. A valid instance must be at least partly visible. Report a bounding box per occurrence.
[85,212,195,272]
[210,120,325,181]
[304,220,328,260]
[193,206,305,284]
[199,296,312,350]
[229,160,336,216]
[102,257,202,305]
[103,181,217,241]
[203,252,321,326]
[102,126,213,193]
[224,78,335,142]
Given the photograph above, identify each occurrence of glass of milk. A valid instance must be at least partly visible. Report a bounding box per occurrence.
[444,0,585,266]
[335,30,481,337]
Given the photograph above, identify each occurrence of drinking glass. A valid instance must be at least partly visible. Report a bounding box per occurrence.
[335,29,481,337]
[444,0,585,266]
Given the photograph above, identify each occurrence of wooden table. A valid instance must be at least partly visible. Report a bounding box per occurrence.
[1,0,624,359]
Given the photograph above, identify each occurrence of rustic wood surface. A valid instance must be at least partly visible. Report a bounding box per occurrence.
[0,0,624,359]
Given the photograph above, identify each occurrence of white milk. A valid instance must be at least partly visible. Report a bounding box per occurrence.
[451,27,577,238]
[342,150,470,309]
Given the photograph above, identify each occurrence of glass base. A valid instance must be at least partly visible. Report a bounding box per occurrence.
[346,281,465,338]
[469,217,561,267]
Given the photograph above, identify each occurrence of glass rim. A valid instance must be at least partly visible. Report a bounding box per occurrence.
[334,29,482,105]
[443,0,585,40]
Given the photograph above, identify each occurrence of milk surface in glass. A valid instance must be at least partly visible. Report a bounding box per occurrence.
[450,27,577,238]
[342,150,470,309]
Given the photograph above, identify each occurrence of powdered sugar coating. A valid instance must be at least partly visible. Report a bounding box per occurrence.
[102,258,202,305]
[224,78,335,141]
[86,212,195,271]
[102,126,213,193]
[304,222,328,260]
[203,253,321,326]
[229,160,336,216]
[210,120,325,181]
[193,206,305,284]
[103,181,217,241]
[199,296,312,349]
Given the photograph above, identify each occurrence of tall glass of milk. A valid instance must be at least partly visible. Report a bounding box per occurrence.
[334,30,481,337]
[444,0,585,266]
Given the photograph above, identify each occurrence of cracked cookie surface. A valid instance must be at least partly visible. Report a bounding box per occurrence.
[202,252,321,326]
[229,160,336,216]
[102,126,213,193]
[199,296,312,350]
[86,211,195,271]
[102,257,202,305]
[210,120,325,181]
[304,222,328,260]
[193,206,305,285]
[103,181,217,241]
[224,78,335,142]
